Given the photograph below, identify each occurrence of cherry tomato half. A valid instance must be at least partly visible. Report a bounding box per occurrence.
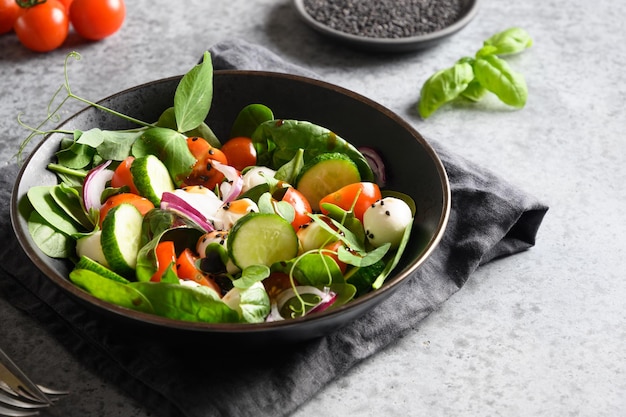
[322,240,347,274]
[151,240,177,282]
[319,182,381,222]
[111,156,139,194]
[184,136,229,190]
[280,186,312,231]
[176,248,221,293]
[99,193,154,227]
[220,137,257,171]
[14,0,69,52]
[0,0,21,35]
[69,0,125,40]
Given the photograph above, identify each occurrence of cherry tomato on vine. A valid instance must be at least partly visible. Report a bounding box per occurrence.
[319,182,381,222]
[56,0,73,13]
[184,136,229,190]
[14,0,69,52]
[70,0,125,41]
[220,137,257,171]
[0,0,21,35]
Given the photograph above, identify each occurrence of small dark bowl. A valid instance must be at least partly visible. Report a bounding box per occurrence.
[11,71,450,346]
[293,0,480,52]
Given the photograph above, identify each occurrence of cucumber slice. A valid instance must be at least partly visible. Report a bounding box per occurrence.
[296,153,361,211]
[101,203,144,277]
[130,154,175,205]
[75,255,130,284]
[228,213,298,269]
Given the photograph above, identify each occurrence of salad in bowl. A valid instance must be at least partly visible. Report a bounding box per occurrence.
[12,52,449,339]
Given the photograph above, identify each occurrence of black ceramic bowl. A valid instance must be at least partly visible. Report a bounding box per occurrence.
[293,0,480,52]
[11,71,450,345]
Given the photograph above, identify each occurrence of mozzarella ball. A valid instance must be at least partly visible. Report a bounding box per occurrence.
[197,230,240,274]
[363,197,413,249]
[241,166,276,193]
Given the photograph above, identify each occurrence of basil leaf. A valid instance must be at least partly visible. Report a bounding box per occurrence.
[174,51,214,133]
[474,55,528,108]
[417,61,474,118]
[477,27,533,57]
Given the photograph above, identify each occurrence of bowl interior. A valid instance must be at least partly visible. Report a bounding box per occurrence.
[11,71,450,344]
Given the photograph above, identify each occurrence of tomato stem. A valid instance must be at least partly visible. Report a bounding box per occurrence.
[15,0,47,9]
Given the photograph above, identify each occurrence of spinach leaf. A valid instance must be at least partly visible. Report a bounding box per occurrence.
[27,211,74,258]
[70,269,155,314]
[132,127,196,186]
[274,252,345,287]
[50,183,93,229]
[230,103,274,139]
[129,282,240,323]
[27,186,82,236]
[251,119,374,182]
[473,55,528,108]
[174,51,214,133]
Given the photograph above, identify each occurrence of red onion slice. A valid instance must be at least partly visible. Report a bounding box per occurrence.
[161,191,214,232]
[359,146,386,187]
[212,161,243,203]
[83,160,114,212]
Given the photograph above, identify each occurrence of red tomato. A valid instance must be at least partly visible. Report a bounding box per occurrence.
[176,248,221,293]
[111,156,139,194]
[184,137,229,190]
[0,0,21,35]
[322,240,347,274]
[263,272,295,301]
[319,182,381,222]
[220,137,257,171]
[151,241,177,282]
[280,187,312,231]
[56,0,74,13]
[98,193,154,227]
[14,0,69,52]
[69,0,125,41]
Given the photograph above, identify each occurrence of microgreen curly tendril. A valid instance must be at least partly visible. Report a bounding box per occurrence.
[287,248,336,318]
[16,51,153,163]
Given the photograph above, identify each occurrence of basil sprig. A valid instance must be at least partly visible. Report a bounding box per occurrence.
[418,27,533,118]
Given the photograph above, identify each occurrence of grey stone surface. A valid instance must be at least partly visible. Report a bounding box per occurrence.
[1,0,624,416]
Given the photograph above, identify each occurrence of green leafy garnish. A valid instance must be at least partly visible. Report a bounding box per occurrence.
[417,27,533,118]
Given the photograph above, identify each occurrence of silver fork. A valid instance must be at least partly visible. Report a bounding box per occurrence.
[0,347,68,417]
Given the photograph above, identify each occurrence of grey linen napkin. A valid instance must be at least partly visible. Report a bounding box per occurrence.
[0,39,548,417]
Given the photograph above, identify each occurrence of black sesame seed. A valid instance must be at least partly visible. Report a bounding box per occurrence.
[385,210,390,216]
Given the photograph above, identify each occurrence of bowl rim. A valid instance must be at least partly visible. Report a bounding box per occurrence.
[292,0,481,50]
[10,69,451,334]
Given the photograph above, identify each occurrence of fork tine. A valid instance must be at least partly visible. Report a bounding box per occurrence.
[0,391,49,410]
[0,403,41,417]
[36,385,69,397]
